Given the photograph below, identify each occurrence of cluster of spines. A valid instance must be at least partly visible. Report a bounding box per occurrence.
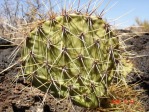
[20,2,122,108]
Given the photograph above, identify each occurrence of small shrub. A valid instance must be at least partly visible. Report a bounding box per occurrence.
[135,17,149,33]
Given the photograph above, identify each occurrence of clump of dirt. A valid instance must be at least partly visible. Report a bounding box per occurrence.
[0,31,149,112]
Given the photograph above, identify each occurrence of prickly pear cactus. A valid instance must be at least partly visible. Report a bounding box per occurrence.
[22,13,121,108]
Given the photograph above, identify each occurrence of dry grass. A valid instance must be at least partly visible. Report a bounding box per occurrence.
[107,84,145,112]
[134,17,149,33]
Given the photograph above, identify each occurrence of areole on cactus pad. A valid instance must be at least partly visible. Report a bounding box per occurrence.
[21,13,132,108]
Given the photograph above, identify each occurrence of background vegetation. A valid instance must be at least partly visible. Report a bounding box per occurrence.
[135,17,149,33]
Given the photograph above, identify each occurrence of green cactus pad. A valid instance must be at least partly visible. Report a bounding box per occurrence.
[22,13,121,108]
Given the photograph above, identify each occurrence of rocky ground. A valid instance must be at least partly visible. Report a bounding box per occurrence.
[122,31,149,111]
[0,31,149,112]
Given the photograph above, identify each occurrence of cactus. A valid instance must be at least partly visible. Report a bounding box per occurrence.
[17,0,138,106]
[21,12,122,108]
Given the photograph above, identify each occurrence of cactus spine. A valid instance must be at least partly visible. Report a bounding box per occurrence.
[21,10,128,108]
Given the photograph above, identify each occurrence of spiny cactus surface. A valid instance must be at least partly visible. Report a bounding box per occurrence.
[22,13,122,108]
